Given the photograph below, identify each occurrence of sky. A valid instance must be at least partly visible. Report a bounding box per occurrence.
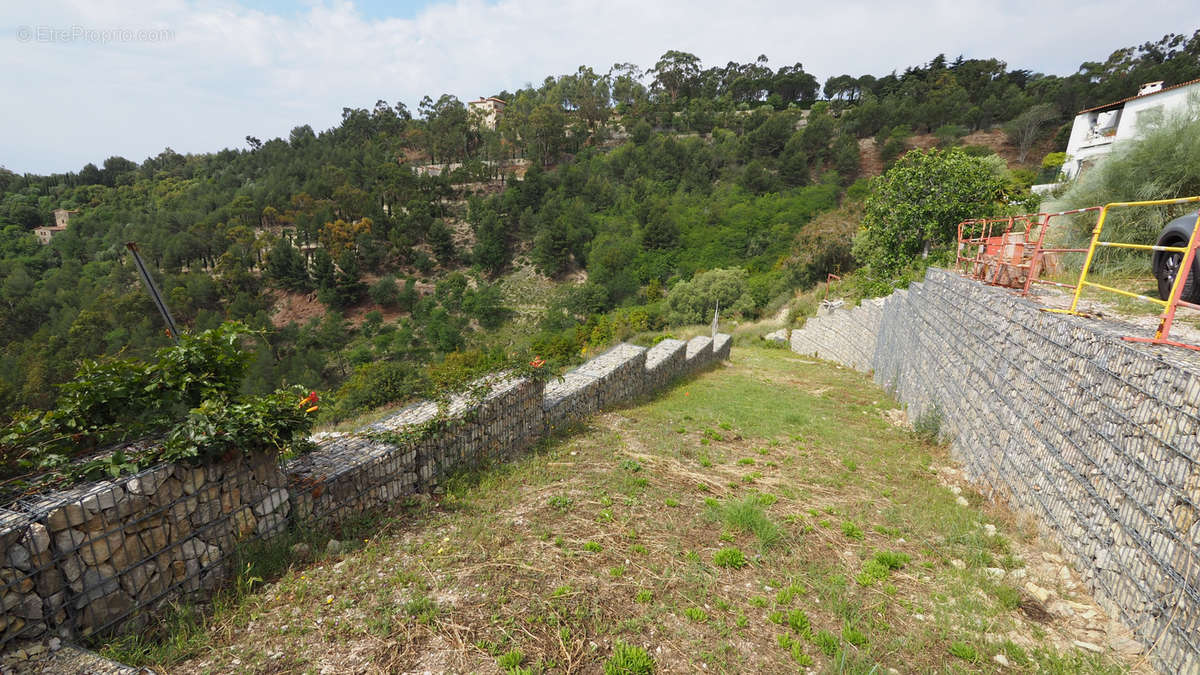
[1,0,1196,175]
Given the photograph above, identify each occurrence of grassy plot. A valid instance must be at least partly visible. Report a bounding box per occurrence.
[103,346,1133,674]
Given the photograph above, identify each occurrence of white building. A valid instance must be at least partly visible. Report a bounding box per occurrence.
[34,208,77,244]
[467,97,506,130]
[1061,78,1200,179]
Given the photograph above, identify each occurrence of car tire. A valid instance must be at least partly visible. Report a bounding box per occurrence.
[1153,224,1200,303]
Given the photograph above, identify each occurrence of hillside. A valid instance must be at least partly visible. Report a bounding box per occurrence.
[2,30,1198,439]
[99,347,1142,673]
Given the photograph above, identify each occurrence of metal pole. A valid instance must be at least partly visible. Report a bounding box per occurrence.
[126,242,180,343]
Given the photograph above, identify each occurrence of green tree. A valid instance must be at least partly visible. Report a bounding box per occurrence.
[1004,103,1059,163]
[651,50,702,103]
[665,268,757,325]
[853,148,1006,276]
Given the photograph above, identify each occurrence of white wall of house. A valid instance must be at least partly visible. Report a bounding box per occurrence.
[1062,81,1199,179]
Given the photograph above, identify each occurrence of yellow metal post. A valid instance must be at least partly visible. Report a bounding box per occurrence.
[1064,205,1111,315]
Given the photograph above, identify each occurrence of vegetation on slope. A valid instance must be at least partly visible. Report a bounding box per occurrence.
[98,347,1133,674]
[2,30,1198,458]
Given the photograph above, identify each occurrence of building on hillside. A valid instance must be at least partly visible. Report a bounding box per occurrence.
[467,97,506,130]
[34,208,78,244]
[1061,78,1200,180]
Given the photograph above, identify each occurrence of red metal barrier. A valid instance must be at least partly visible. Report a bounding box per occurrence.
[956,207,1102,296]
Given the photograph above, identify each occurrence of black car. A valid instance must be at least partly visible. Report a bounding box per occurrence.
[1153,210,1200,302]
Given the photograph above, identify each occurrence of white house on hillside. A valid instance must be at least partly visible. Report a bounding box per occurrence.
[467,97,506,130]
[1061,78,1200,179]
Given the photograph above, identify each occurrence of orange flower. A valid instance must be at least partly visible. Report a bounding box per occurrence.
[305,405,319,413]
[298,391,319,408]
[530,357,545,369]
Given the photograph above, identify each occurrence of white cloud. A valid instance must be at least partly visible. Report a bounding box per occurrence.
[1,0,1195,174]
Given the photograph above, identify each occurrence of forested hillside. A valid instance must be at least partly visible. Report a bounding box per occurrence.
[2,30,1198,426]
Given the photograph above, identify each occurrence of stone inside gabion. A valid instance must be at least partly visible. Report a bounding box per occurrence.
[0,335,733,654]
[787,267,1200,674]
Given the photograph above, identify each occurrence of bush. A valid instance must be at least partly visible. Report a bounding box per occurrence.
[666,268,757,325]
[2,322,317,484]
[853,148,1006,276]
[327,360,427,421]
[369,276,400,307]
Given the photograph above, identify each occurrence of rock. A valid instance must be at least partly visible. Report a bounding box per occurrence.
[1025,582,1052,604]
[232,508,257,538]
[60,554,83,584]
[326,539,343,555]
[950,559,966,570]
[7,544,31,570]
[81,484,124,514]
[45,502,86,531]
[78,531,122,566]
[1047,599,1073,619]
[992,653,1011,667]
[983,567,1005,579]
[764,329,789,344]
[955,496,969,507]
[169,497,199,522]
[47,637,61,651]
[290,543,312,560]
[1072,639,1102,654]
[1108,636,1144,655]
[983,523,996,537]
[254,488,289,517]
[139,525,168,553]
[15,595,42,620]
[180,467,206,495]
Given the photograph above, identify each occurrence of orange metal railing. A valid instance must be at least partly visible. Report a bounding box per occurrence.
[957,197,1200,351]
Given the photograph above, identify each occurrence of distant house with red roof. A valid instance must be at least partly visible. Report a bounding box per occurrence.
[34,208,77,245]
[1062,78,1200,179]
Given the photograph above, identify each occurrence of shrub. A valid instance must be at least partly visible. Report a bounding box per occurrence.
[854,148,1007,276]
[1053,110,1200,245]
[369,276,400,307]
[665,268,757,325]
[2,323,317,484]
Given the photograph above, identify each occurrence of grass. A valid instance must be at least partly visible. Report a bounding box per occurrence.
[96,346,1136,674]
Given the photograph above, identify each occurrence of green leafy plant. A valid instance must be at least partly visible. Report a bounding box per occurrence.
[948,641,977,662]
[814,629,839,657]
[840,521,864,540]
[604,641,655,675]
[713,547,747,569]
[2,322,318,490]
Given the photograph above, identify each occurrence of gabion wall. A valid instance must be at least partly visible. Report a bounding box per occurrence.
[2,454,286,647]
[1,335,731,652]
[792,268,1198,673]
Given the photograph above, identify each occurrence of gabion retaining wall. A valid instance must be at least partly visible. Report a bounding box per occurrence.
[1,454,286,646]
[788,297,883,371]
[791,268,1199,673]
[1,335,731,653]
